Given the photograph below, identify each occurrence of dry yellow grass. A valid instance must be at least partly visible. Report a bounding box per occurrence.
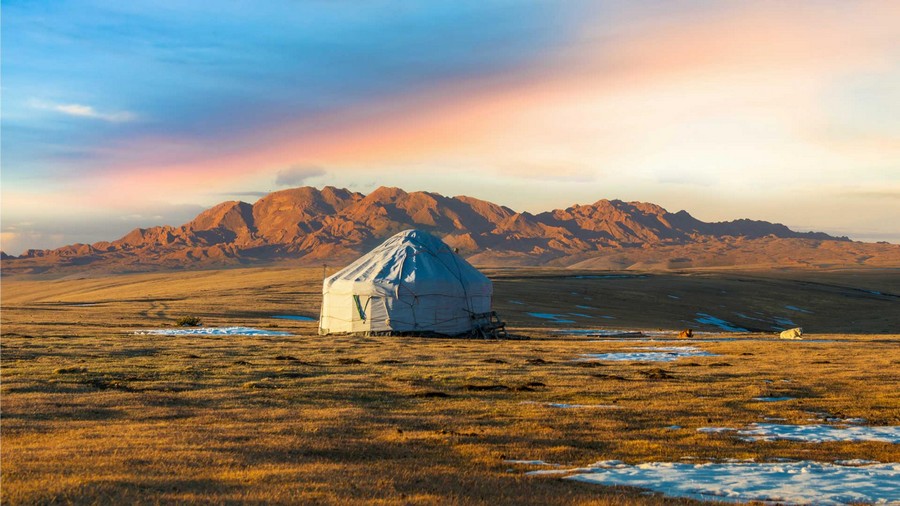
[2,267,899,504]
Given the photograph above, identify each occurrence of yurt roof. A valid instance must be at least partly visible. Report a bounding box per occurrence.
[323,230,490,298]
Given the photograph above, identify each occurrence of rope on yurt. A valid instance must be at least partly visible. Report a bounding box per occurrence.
[353,295,366,321]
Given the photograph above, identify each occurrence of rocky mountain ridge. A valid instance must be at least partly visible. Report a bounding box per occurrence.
[5,185,898,275]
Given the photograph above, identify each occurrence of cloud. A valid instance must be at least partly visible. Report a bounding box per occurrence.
[275,165,327,187]
[29,99,137,123]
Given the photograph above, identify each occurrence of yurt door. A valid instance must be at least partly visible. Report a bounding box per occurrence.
[351,295,389,331]
[367,296,389,331]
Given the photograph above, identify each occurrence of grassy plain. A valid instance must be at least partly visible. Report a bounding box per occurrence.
[2,267,899,504]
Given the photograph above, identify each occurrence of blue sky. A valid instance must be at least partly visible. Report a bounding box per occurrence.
[2,1,899,254]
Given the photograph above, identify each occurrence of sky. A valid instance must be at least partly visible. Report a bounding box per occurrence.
[2,0,899,255]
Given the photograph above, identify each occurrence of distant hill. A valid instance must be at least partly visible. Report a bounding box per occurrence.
[4,186,898,275]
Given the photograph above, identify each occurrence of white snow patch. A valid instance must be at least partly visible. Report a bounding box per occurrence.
[835,459,881,466]
[521,401,621,410]
[695,313,748,332]
[554,329,671,338]
[561,461,900,505]
[134,327,292,336]
[504,460,560,467]
[752,396,795,402]
[806,412,868,424]
[578,346,716,363]
[527,312,575,323]
[773,316,796,327]
[785,305,813,314]
[697,427,737,434]
[272,315,316,321]
[699,423,900,443]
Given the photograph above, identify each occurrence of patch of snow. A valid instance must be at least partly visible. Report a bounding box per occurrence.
[521,401,621,410]
[735,312,766,322]
[835,459,880,466]
[785,305,813,314]
[527,312,575,323]
[578,346,716,362]
[694,313,748,332]
[508,300,525,305]
[697,427,737,434]
[504,460,560,467]
[667,294,680,299]
[271,315,316,322]
[134,327,292,336]
[699,423,900,443]
[752,396,795,402]
[773,316,796,327]
[555,329,664,337]
[591,460,628,468]
[665,425,682,430]
[805,412,867,424]
[527,468,576,476]
[568,313,593,318]
[562,461,900,505]
[575,305,595,310]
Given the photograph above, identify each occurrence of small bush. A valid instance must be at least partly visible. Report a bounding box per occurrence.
[176,316,203,327]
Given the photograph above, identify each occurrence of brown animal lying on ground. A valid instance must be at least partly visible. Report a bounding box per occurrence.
[678,329,693,338]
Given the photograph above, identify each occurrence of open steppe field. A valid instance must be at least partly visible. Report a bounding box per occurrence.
[2,267,899,504]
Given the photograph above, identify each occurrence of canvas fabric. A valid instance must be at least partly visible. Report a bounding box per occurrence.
[319,230,492,335]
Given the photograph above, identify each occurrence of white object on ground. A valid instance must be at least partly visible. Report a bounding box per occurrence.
[503,460,560,466]
[836,459,881,466]
[578,346,716,362]
[554,461,900,505]
[780,327,803,339]
[698,423,900,443]
[319,229,492,336]
[521,401,621,410]
[752,396,795,402]
[134,327,292,336]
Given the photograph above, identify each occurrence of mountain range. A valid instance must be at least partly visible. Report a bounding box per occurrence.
[4,186,898,275]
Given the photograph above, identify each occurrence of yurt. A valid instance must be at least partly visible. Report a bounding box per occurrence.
[318,229,493,336]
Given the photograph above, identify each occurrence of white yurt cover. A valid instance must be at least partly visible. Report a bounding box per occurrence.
[319,229,492,335]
